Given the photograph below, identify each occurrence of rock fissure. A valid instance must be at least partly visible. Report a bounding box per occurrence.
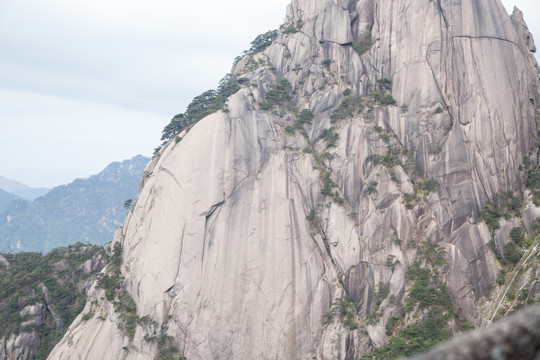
[452,35,524,51]
[205,200,225,220]
[432,0,449,29]
[169,223,187,294]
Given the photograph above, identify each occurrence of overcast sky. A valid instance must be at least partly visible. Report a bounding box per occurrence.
[0,0,538,188]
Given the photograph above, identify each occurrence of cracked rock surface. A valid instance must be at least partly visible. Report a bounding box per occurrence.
[49,0,540,359]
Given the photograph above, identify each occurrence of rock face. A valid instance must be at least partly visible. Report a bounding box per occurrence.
[0,304,46,360]
[49,0,540,359]
[408,304,540,360]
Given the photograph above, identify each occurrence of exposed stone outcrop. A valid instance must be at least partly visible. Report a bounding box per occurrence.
[48,0,540,359]
[408,304,540,360]
[0,304,45,360]
[0,254,9,268]
[510,7,536,54]
[0,245,107,360]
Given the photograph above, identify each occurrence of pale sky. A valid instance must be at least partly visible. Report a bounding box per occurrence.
[0,0,538,188]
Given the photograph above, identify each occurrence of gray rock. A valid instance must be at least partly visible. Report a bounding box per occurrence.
[0,304,46,360]
[407,304,540,360]
[48,0,540,359]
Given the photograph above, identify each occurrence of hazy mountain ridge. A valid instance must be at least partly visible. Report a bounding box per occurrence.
[0,155,149,253]
[0,175,50,202]
[0,188,19,214]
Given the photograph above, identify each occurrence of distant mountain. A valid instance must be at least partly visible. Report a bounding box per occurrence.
[12,187,50,201]
[0,188,19,213]
[0,155,149,252]
[0,175,49,201]
[0,175,29,193]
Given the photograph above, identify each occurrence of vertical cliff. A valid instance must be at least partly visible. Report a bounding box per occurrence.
[48,0,540,359]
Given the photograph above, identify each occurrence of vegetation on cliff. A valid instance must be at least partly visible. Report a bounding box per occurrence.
[0,243,107,359]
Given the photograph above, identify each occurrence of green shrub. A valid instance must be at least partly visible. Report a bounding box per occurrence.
[243,30,278,56]
[380,94,397,105]
[509,227,525,246]
[378,282,390,303]
[160,74,243,143]
[327,297,358,330]
[380,153,399,168]
[285,125,295,135]
[330,95,363,122]
[386,316,401,336]
[518,287,529,301]
[417,179,438,192]
[525,165,540,205]
[111,242,122,269]
[282,20,303,34]
[298,109,314,124]
[380,134,390,143]
[497,191,523,219]
[352,34,372,55]
[479,191,523,235]
[522,155,531,169]
[320,152,335,160]
[488,240,503,261]
[377,78,392,90]
[366,182,378,195]
[259,101,272,110]
[97,273,122,302]
[267,79,292,102]
[479,204,503,234]
[419,241,447,266]
[158,335,186,360]
[259,78,294,113]
[307,209,315,223]
[406,268,450,308]
[96,242,142,340]
[283,26,298,34]
[364,259,465,359]
[404,193,415,209]
[503,241,522,265]
[320,128,339,148]
[123,199,132,209]
[117,291,138,340]
[332,192,344,204]
[363,307,452,359]
[321,172,335,196]
[532,219,540,237]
